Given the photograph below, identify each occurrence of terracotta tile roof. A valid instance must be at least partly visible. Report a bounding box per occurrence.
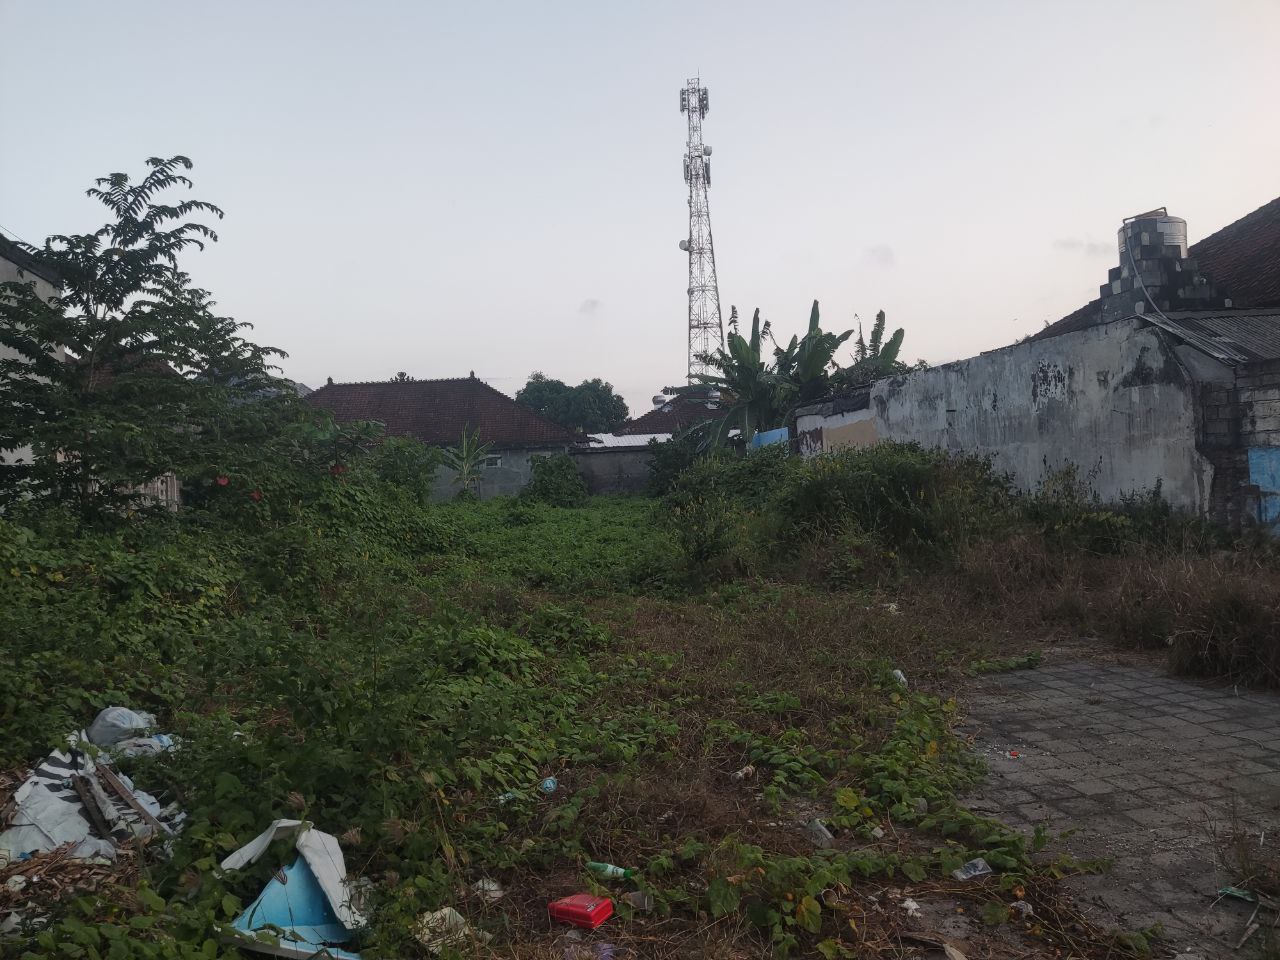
[1192,196,1280,310]
[617,393,728,435]
[307,375,580,449]
[1032,195,1280,342]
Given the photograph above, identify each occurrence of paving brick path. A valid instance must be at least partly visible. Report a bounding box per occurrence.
[963,659,1280,957]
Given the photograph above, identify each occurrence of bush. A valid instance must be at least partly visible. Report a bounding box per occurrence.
[772,444,1007,559]
[524,453,588,507]
[667,444,798,504]
[647,433,701,496]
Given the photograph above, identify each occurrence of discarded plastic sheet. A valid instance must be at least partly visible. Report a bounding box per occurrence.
[0,734,181,862]
[890,669,908,688]
[900,898,922,919]
[87,707,156,748]
[729,764,756,781]
[220,819,366,932]
[951,857,993,881]
[549,893,613,929]
[472,878,504,901]
[806,818,834,849]
[1010,899,1034,918]
[226,855,363,959]
[416,906,491,952]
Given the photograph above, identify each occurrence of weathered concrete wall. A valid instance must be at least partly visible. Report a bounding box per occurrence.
[1237,359,1280,524]
[573,447,651,495]
[797,318,1214,512]
[430,447,567,501]
[1,256,62,471]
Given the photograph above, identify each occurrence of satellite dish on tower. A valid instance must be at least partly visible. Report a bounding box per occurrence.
[678,239,690,251]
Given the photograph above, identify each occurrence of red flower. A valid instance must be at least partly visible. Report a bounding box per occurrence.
[249,489,263,502]
[215,475,230,487]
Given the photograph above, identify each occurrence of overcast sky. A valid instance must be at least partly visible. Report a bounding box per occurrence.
[2,1,1278,414]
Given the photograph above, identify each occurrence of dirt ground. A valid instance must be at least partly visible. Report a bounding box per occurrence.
[960,644,1280,958]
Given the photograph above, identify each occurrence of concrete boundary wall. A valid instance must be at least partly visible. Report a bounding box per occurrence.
[796,318,1215,512]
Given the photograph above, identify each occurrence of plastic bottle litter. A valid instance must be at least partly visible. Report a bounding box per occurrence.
[539,777,559,795]
[891,669,908,688]
[729,764,756,781]
[587,861,635,879]
[806,819,835,849]
[623,890,655,911]
[951,857,993,881]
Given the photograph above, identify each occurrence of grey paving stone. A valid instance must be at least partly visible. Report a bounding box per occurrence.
[963,656,1280,956]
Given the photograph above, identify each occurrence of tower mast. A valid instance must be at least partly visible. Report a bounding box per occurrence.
[679,77,724,382]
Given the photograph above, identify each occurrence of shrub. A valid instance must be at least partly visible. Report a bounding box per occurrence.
[772,444,1007,559]
[668,444,798,504]
[646,433,701,496]
[524,453,588,507]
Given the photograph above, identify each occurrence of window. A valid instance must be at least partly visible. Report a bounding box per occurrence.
[481,455,503,469]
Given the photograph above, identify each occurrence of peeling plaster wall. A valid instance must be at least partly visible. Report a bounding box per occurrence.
[799,318,1214,512]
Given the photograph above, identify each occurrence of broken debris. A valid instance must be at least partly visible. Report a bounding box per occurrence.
[219,819,366,959]
[416,906,491,953]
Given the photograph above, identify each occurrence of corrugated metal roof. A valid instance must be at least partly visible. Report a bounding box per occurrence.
[586,432,671,448]
[1145,308,1280,364]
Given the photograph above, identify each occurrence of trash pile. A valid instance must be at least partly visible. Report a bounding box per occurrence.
[0,706,184,935]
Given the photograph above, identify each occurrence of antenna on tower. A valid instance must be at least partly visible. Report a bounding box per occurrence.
[678,76,724,383]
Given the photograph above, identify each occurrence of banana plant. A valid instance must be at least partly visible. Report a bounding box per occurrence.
[443,426,492,498]
[692,307,784,444]
[773,300,854,409]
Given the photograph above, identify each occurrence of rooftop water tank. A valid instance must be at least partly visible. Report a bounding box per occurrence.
[1117,208,1187,260]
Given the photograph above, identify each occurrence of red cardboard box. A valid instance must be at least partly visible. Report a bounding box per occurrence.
[548,893,614,929]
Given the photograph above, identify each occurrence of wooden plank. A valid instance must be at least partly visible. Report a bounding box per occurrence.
[70,774,113,839]
[94,765,171,835]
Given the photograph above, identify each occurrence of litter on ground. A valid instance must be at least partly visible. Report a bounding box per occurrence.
[219,819,366,959]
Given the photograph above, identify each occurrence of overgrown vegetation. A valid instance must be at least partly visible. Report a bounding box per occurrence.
[3,158,1276,960]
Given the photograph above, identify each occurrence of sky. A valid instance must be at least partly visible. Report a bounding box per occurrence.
[2,1,1278,416]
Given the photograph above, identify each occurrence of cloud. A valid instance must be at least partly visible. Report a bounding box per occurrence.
[862,244,895,267]
[578,298,602,315]
[1053,238,1113,257]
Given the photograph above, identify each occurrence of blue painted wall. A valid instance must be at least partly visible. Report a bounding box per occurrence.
[749,427,790,450]
[1247,447,1280,524]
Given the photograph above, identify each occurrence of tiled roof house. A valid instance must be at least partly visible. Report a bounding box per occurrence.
[307,373,579,498]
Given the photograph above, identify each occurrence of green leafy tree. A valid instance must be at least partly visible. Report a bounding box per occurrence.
[443,426,492,498]
[516,372,628,433]
[0,156,288,519]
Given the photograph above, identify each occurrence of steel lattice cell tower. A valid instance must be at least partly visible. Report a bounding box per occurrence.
[679,77,724,382]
